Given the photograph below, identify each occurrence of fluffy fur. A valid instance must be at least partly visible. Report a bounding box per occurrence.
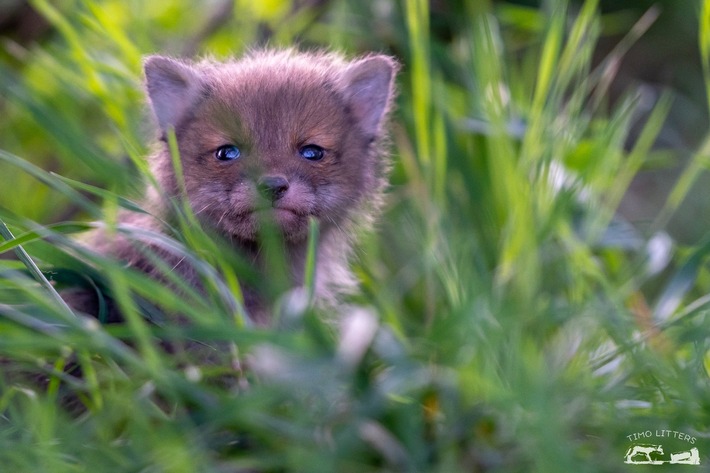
[70,49,398,324]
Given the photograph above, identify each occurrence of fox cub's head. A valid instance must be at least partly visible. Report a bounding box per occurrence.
[144,50,397,243]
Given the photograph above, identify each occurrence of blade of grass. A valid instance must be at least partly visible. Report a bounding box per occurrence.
[0,221,95,255]
[0,218,76,317]
[700,0,710,112]
[404,0,437,201]
[587,92,672,242]
[0,150,100,217]
[304,217,319,305]
[51,173,147,214]
[588,6,660,111]
[653,235,710,322]
[651,133,710,234]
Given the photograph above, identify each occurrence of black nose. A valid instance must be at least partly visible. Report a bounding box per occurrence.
[258,175,290,201]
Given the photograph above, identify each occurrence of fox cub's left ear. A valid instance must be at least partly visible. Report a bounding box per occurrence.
[143,55,205,132]
[341,55,398,137]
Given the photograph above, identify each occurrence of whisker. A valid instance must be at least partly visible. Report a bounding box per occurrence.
[217,209,230,227]
[194,203,212,216]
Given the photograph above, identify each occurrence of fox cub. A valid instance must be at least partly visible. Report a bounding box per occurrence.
[66,49,398,324]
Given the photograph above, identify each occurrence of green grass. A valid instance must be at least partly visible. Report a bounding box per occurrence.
[1,0,710,471]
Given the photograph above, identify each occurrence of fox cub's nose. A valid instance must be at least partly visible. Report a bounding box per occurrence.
[258,175,290,201]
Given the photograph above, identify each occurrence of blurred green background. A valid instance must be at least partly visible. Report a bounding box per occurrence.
[1,1,710,472]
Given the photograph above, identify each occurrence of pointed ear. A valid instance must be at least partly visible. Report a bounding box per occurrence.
[143,55,205,131]
[341,55,397,137]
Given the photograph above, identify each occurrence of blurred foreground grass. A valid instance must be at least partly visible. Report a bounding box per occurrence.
[1,0,710,471]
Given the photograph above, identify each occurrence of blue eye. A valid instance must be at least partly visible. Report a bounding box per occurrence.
[299,144,324,161]
[215,145,241,161]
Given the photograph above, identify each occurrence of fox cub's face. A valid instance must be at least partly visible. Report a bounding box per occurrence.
[144,51,396,243]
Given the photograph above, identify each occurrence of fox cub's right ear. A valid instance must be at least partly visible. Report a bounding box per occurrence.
[143,56,204,132]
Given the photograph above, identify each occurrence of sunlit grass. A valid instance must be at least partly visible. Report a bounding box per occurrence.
[1,0,709,472]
